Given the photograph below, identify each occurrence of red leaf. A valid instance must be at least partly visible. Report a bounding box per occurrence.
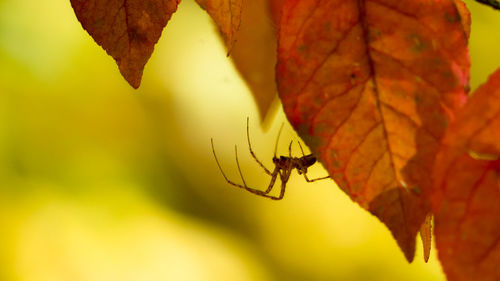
[454,0,471,40]
[433,69,500,281]
[269,0,286,24]
[277,0,469,261]
[70,0,180,88]
[195,0,242,54]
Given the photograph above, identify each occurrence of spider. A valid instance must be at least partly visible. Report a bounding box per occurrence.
[210,118,330,200]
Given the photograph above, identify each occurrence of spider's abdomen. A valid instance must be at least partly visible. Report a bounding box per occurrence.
[301,154,317,167]
[274,156,289,166]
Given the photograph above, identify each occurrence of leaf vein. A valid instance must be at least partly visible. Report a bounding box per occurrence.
[324,82,367,151]
[293,23,358,116]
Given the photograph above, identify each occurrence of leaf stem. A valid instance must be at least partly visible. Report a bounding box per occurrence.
[475,0,500,10]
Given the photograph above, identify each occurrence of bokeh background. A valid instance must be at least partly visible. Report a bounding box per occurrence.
[0,0,499,280]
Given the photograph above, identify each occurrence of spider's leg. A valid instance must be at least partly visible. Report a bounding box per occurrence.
[274,122,285,158]
[295,141,329,182]
[275,168,292,200]
[297,141,306,156]
[246,117,272,175]
[264,166,280,193]
[235,144,283,200]
[303,174,330,182]
[235,145,248,187]
[211,139,249,187]
[211,139,281,199]
[288,140,293,157]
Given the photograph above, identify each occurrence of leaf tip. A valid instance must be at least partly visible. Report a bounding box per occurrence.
[128,77,142,89]
[368,188,423,263]
[118,63,143,89]
[403,245,415,263]
[419,214,432,263]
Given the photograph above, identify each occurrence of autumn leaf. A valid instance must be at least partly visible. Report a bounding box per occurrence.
[195,0,284,120]
[419,213,432,263]
[195,0,242,54]
[269,0,286,24]
[228,0,280,120]
[276,0,469,261]
[454,0,471,39]
[433,68,500,281]
[70,0,180,88]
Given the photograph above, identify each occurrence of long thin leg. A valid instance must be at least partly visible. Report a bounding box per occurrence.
[234,145,248,186]
[274,169,292,200]
[235,145,283,198]
[297,141,306,156]
[246,117,272,175]
[297,141,330,182]
[211,138,236,184]
[274,122,285,158]
[274,179,287,200]
[211,138,282,199]
[303,174,330,182]
[288,141,293,157]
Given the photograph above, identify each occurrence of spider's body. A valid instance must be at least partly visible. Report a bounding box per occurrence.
[273,154,316,175]
[282,154,316,171]
[211,118,329,200]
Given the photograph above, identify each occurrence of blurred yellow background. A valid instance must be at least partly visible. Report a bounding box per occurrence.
[0,0,498,280]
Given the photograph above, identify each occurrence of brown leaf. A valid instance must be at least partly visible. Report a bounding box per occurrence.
[229,0,280,120]
[419,214,432,263]
[277,0,469,261]
[70,0,180,88]
[195,0,243,54]
[433,69,500,281]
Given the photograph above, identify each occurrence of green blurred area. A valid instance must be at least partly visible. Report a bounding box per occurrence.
[0,0,498,280]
